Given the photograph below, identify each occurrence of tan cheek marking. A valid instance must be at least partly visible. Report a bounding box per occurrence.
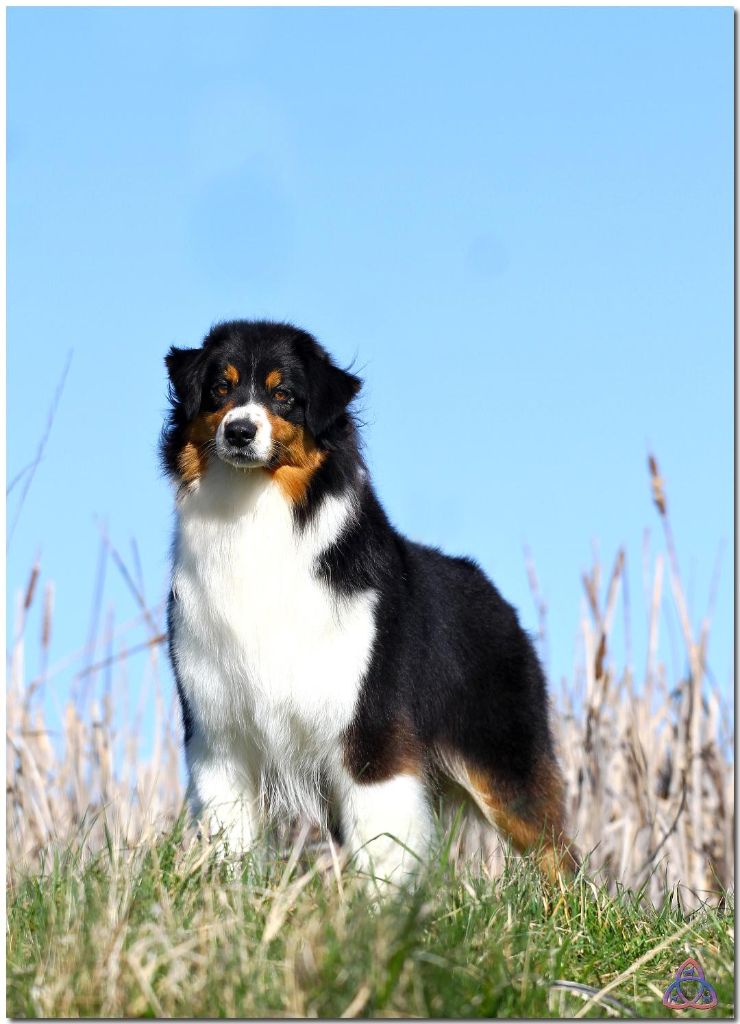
[224,364,240,386]
[177,441,206,486]
[186,402,234,445]
[176,402,235,484]
[265,369,282,390]
[265,412,326,504]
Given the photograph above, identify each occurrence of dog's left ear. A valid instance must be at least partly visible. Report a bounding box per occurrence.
[304,350,362,439]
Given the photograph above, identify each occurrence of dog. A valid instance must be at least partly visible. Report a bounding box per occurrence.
[162,319,577,885]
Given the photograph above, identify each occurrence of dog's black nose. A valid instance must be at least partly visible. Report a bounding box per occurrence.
[224,420,257,447]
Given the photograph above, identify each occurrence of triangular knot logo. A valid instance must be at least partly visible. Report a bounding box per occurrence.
[662,958,718,1011]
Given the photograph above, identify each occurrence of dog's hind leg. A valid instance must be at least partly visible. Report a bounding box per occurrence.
[436,751,579,883]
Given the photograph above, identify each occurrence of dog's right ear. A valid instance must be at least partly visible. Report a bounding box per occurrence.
[165,346,206,419]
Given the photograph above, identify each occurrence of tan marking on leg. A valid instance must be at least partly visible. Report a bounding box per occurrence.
[436,752,579,882]
[344,717,425,784]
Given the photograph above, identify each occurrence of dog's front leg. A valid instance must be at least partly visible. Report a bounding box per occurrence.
[338,773,433,891]
[186,738,258,856]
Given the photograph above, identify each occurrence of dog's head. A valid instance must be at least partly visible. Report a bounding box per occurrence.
[163,320,361,498]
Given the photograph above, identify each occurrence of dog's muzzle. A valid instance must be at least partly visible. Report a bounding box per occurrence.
[216,405,272,467]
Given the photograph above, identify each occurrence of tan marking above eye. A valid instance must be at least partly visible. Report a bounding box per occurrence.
[265,369,282,390]
[224,364,240,385]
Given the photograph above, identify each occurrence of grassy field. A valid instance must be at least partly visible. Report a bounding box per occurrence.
[6,455,734,1017]
[7,819,734,1018]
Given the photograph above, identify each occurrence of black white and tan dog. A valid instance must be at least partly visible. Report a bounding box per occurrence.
[162,320,577,884]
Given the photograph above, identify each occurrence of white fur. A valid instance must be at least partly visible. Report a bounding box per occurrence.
[340,773,434,886]
[217,402,273,465]
[171,460,384,851]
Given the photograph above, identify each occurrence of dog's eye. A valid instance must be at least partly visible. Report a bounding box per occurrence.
[212,379,230,398]
[273,389,292,404]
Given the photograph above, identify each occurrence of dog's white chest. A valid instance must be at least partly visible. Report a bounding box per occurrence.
[171,468,376,765]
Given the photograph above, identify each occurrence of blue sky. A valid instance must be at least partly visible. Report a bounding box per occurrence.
[7,7,733,738]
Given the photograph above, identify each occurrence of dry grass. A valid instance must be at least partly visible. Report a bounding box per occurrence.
[557,455,733,905]
[7,822,734,1017]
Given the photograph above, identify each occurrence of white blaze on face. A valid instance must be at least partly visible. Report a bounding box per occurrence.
[217,403,273,463]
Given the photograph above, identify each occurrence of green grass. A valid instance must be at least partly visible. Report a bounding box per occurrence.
[7,822,734,1019]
